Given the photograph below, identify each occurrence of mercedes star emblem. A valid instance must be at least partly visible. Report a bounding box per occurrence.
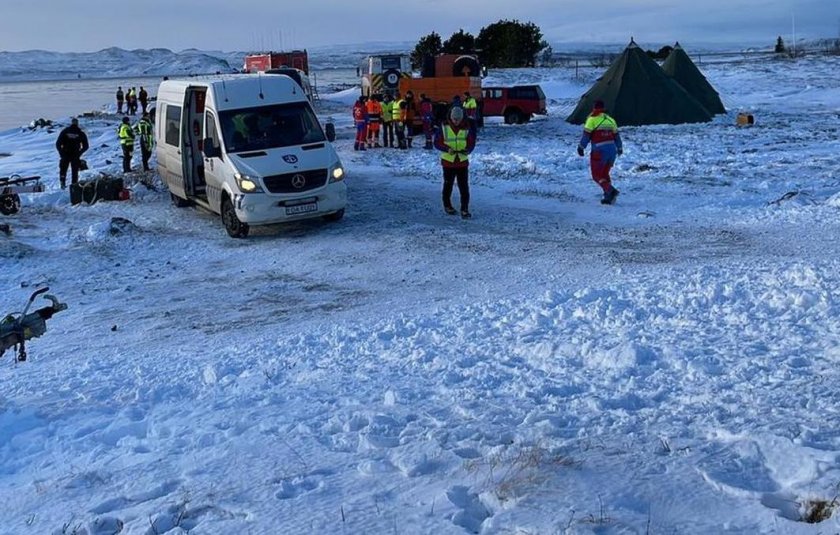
[291,174,306,189]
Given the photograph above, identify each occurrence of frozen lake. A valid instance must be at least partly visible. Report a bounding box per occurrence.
[0,69,357,132]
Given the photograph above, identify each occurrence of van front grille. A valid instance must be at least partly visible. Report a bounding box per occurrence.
[262,169,328,194]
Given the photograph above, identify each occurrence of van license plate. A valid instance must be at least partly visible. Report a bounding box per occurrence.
[285,202,318,216]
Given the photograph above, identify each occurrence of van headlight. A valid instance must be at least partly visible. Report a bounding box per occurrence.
[234,172,263,193]
[329,165,345,183]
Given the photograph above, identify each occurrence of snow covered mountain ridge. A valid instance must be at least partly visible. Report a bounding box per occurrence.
[0,39,797,82]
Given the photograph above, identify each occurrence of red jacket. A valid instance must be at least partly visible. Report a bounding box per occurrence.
[353,101,367,125]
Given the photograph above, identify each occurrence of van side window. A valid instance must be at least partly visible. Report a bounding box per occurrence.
[165,105,182,147]
[205,111,220,151]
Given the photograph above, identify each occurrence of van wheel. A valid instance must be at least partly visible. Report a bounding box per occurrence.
[504,109,525,125]
[171,192,191,207]
[221,196,249,238]
[322,208,344,222]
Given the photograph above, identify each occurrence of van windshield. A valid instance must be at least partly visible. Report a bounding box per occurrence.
[219,102,325,153]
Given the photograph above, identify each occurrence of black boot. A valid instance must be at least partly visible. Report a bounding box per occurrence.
[601,187,620,205]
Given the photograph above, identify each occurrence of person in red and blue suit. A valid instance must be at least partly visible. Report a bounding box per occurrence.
[577,100,623,205]
[353,96,368,151]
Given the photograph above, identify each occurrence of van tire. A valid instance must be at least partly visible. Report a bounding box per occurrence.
[322,208,344,222]
[171,192,191,208]
[221,196,249,238]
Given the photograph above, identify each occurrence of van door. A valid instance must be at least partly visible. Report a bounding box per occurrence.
[181,87,207,200]
[203,110,225,212]
[161,103,188,198]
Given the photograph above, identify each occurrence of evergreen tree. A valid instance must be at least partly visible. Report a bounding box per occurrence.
[775,36,786,53]
[411,32,442,69]
[442,29,476,54]
[475,20,547,68]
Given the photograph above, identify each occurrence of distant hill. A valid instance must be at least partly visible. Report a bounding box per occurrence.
[2,39,809,83]
[0,48,238,82]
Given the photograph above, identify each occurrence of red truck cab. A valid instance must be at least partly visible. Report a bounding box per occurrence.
[481,85,547,124]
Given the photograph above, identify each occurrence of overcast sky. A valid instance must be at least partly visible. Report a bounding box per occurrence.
[1,0,837,52]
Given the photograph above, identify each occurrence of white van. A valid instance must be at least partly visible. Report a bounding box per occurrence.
[265,68,314,103]
[155,75,346,238]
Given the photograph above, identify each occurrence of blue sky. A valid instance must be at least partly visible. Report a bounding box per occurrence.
[1,0,837,52]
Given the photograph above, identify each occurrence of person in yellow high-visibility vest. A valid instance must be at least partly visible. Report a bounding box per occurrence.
[463,91,478,124]
[118,116,135,173]
[380,93,394,147]
[577,99,623,205]
[134,112,155,171]
[392,93,407,149]
[433,106,476,218]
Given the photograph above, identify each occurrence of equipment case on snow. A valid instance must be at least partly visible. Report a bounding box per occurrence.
[70,176,124,205]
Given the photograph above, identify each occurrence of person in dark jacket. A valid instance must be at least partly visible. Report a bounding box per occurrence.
[55,118,89,189]
[434,106,476,218]
[134,112,155,171]
[116,87,124,114]
[138,86,149,114]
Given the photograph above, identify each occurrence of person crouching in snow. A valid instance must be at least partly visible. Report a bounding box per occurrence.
[577,100,622,205]
[435,106,476,219]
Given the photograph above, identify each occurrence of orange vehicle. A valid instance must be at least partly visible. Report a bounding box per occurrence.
[398,54,483,133]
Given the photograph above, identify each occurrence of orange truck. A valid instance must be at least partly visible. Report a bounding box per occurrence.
[398,54,483,132]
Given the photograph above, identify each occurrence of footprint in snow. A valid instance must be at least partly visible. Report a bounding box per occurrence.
[275,476,322,500]
[447,485,492,533]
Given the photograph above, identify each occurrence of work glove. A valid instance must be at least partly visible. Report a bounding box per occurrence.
[576,146,584,157]
[617,148,623,156]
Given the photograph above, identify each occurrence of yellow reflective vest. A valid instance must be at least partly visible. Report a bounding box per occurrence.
[118,123,135,147]
[381,100,394,122]
[392,99,405,122]
[440,125,468,164]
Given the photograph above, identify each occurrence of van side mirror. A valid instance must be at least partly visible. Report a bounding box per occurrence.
[325,122,336,142]
[203,138,221,158]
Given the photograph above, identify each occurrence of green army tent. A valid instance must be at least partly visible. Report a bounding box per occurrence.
[662,42,726,115]
[567,39,712,126]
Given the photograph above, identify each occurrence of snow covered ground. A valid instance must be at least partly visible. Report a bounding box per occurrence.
[1,54,840,534]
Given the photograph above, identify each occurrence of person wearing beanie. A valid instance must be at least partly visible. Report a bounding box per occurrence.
[577,99,623,205]
[55,117,89,189]
[434,106,477,218]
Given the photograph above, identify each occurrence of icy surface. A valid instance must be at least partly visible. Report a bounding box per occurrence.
[1,54,839,534]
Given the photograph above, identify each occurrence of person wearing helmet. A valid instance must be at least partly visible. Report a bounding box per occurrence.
[434,106,476,219]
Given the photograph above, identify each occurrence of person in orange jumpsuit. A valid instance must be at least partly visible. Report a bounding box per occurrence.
[366,95,382,148]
